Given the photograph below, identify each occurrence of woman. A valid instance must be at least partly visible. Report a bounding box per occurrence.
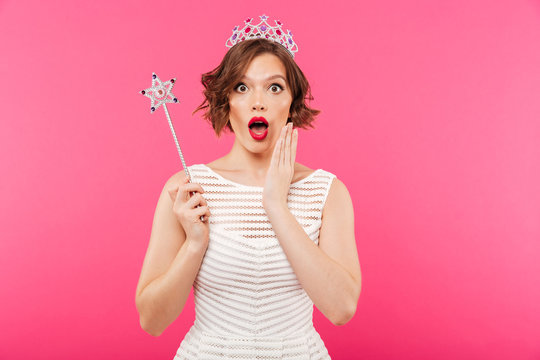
[135,15,361,359]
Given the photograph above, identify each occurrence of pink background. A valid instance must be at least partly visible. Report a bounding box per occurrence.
[1,0,539,359]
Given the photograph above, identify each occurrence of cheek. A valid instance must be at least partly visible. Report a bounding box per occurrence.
[276,97,292,113]
[227,99,243,131]
[279,91,293,107]
[228,99,241,116]
[228,98,237,111]
[229,97,248,113]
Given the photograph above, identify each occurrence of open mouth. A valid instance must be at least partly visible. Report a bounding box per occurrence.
[248,117,269,139]
[248,121,268,134]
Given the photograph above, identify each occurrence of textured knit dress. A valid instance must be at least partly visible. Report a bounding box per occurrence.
[174,164,337,360]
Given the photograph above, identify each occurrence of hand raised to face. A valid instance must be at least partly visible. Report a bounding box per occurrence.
[262,122,298,210]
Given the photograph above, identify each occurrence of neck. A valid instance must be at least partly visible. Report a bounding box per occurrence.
[221,137,275,177]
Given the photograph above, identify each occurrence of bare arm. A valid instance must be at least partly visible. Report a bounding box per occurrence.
[263,124,361,326]
[135,171,210,336]
[265,177,361,326]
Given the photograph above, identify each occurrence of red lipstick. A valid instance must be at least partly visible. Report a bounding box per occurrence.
[248,117,269,140]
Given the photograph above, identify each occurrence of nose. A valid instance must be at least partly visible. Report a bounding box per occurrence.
[251,92,266,112]
[252,102,266,111]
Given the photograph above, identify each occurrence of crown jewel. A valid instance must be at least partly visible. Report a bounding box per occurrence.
[225,14,298,58]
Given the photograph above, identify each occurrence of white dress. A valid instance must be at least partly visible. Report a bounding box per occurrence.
[174,164,337,360]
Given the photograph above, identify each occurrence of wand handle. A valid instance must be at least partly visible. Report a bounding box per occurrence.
[163,104,206,222]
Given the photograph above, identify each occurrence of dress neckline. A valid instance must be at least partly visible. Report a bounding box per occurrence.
[199,164,321,190]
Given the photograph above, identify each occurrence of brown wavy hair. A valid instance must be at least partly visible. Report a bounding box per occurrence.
[192,38,320,137]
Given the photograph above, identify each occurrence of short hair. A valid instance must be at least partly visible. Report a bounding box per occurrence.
[192,38,320,137]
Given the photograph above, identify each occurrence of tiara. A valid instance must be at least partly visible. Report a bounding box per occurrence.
[225,14,298,58]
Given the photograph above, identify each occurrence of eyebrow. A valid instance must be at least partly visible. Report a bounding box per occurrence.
[240,74,287,82]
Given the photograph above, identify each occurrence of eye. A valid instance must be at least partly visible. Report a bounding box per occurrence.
[269,83,284,93]
[235,83,248,93]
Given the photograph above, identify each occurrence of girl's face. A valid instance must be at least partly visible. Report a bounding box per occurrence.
[228,53,293,153]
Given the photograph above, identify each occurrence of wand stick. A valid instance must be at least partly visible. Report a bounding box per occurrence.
[140,72,204,221]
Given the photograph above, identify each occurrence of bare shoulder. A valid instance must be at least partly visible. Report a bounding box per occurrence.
[294,164,351,210]
[323,176,353,217]
[165,169,189,188]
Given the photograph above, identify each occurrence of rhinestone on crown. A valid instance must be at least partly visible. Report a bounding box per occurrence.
[225,14,298,58]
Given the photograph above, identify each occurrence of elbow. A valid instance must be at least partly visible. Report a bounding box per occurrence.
[136,297,164,337]
[330,301,357,326]
[140,315,164,337]
[329,285,360,326]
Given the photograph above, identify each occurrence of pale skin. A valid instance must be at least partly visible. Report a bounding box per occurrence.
[135,53,361,336]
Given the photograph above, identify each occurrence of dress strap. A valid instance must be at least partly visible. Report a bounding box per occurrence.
[318,170,337,210]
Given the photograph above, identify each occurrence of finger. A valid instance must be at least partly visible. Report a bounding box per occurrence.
[199,205,211,223]
[284,123,292,169]
[291,128,298,166]
[173,176,189,201]
[186,192,205,208]
[182,183,205,194]
[270,137,281,170]
[188,193,208,207]
[182,189,203,204]
[200,194,208,206]
[195,205,209,216]
[194,205,210,220]
[275,126,286,169]
[280,125,287,167]
[177,183,205,203]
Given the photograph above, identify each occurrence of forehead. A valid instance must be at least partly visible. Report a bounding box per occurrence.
[242,53,287,79]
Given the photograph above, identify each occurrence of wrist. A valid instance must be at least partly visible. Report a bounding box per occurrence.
[263,201,289,218]
[185,238,208,256]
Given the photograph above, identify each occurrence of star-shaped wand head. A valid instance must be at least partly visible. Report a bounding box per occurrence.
[139,72,179,113]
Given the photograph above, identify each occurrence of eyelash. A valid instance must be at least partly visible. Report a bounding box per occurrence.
[235,82,284,93]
